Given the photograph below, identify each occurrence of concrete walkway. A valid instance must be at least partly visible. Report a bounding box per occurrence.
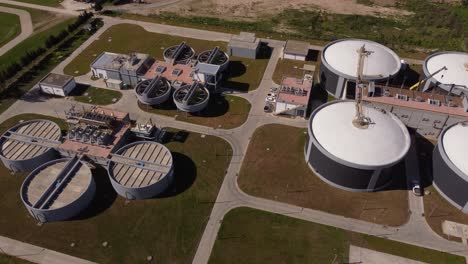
[0,0,80,16]
[0,236,96,264]
[0,6,33,56]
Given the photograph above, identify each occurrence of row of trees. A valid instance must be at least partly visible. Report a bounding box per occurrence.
[0,12,94,87]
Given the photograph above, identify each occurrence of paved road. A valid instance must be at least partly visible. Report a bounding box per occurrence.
[1,0,80,16]
[0,236,96,264]
[0,6,33,56]
[0,5,460,263]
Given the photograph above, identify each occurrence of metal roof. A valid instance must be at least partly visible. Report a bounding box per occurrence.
[310,101,411,167]
[322,39,401,80]
[424,51,468,88]
[91,52,150,72]
[442,122,468,176]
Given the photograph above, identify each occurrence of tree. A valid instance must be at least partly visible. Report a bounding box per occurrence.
[94,3,103,11]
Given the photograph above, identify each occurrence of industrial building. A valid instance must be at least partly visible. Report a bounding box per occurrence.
[0,120,62,172]
[274,76,313,118]
[135,76,172,105]
[422,52,468,97]
[91,52,154,88]
[228,32,261,59]
[163,42,195,65]
[58,106,131,165]
[39,73,76,97]
[432,121,468,213]
[20,157,95,222]
[305,100,411,191]
[194,47,229,89]
[283,40,310,61]
[173,82,210,112]
[320,39,401,99]
[108,141,174,200]
[144,60,194,88]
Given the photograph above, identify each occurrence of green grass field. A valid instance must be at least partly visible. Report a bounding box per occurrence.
[0,11,21,48]
[239,124,410,226]
[0,114,232,264]
[209,207,465,264]
[63,24,227,76]
[71,85,122,105]
[0,18,74,72]
[0,3,57,27]
[140,94,251,129]
[10,0,62,7]
[63,24,269,91]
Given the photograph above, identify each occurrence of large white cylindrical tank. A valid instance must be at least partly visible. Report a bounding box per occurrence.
[433,122,468,213]
[320,39,401,99]
[305,100,411,191]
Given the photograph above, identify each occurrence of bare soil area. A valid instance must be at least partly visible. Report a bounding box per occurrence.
[127,0,411,18]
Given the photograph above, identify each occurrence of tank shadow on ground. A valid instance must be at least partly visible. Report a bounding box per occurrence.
[156,152,197,198]
[70,166,117,221]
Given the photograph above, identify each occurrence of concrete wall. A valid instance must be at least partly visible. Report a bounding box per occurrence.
[284,53,306,61]
[228,46,257,59]
[433,143,468,212]
[319,63,344,98]
[109,170,174,200]
[305,139,392,191]
[20,158,96,222]
[0,145,60,173]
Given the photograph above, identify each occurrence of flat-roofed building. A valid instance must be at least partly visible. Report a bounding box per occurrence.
[228,32,260,59]
[39,73,76,97]
[90,52,154,88]
[274,76,313,118]
[283,40,310,61]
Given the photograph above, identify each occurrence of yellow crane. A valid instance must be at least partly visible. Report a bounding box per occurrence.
[353,45,373,129]
[409,66,447,91]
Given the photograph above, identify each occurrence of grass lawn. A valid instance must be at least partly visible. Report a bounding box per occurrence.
[0,24,93,115]
[209,207,464,264]
[0,12,21,48]
[238,124,410,226]
[139,94,251,129]
[9,0,62,7]
[0,17,74,72]
[0,3,67,34]
[223,50,270,92]
[0,113,232,264]
[63,24,227,76]
[272,58,317,85]
[0,253,34,264]
[417,135,468,243]
[70,84,122,105]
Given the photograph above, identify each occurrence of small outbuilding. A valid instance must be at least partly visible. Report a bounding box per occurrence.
[228,32,260,59]
[283,40,310,61]
[39,73,76,97]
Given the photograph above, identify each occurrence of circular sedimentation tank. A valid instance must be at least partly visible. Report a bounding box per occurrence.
[163,42,195,65]
[135,77,172,105]
[20,157,95,222]
[0,119,62,172]
[197,47,230,71]
[108,141,174,200]
[173,82,210,113]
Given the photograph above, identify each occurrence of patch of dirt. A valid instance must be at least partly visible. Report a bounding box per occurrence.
[33,14,69,34]
[140,0,412,18]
